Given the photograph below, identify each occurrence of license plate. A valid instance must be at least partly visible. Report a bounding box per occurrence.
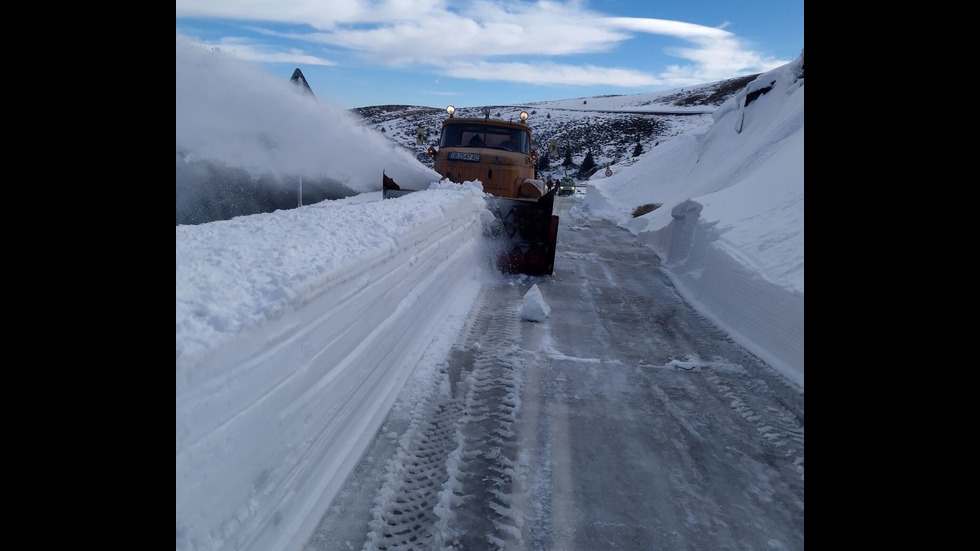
[448,151,480,162]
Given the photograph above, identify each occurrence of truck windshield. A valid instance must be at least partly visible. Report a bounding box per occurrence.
[440,124,529,153]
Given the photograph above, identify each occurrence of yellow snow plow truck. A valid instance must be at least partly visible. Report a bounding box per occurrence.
[383,105,559,276]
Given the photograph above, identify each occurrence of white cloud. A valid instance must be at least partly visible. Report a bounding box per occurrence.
[603,16,732,40]
[175,0,448,28]
[444,60,661,87]
[659,40,789,84]
[177,0,787,87]
[200,37,337,66]
[421,89,463,96]
[310,15,629,66]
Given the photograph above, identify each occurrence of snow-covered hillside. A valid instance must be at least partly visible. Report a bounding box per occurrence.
[353,74,753,181]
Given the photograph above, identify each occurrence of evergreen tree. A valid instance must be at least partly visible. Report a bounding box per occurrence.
[538,152,551,171]
[632,142,643,157]
[577,150,596,177]
[562,147,574,168]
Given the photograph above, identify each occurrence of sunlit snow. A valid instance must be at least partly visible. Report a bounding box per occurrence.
[176,36,803,551]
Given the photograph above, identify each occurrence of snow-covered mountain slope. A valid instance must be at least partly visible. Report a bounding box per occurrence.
[352,75,754,179]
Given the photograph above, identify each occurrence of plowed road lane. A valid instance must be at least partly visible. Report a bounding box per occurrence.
[306,194,804,550]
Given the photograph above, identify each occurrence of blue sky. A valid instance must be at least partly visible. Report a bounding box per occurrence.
[175,0,804,109]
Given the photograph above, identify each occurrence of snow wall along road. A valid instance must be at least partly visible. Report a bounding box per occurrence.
[176,182,488,551]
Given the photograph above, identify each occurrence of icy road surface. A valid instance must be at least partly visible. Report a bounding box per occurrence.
[305,195,805,550]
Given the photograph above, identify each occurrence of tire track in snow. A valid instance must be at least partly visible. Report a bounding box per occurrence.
[591,273,804,488]
[359,284,532,550]
[705,371,805,487]
[446,285,530,549]
[362,393,464,551]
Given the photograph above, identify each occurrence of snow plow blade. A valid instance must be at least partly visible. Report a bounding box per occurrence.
[483,188,559,276]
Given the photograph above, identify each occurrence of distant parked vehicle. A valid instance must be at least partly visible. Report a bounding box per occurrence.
[558,177,576,196]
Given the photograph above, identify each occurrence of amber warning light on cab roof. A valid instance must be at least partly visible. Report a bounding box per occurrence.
[445,105,529,124]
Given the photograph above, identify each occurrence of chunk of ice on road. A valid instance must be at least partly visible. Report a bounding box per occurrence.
[520,284,551,322]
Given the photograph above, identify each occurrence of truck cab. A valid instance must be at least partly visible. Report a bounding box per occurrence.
[429,106,546,200]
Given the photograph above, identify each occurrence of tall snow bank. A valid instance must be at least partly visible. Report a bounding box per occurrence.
[176,183,487,551]
[582,53,804,389]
